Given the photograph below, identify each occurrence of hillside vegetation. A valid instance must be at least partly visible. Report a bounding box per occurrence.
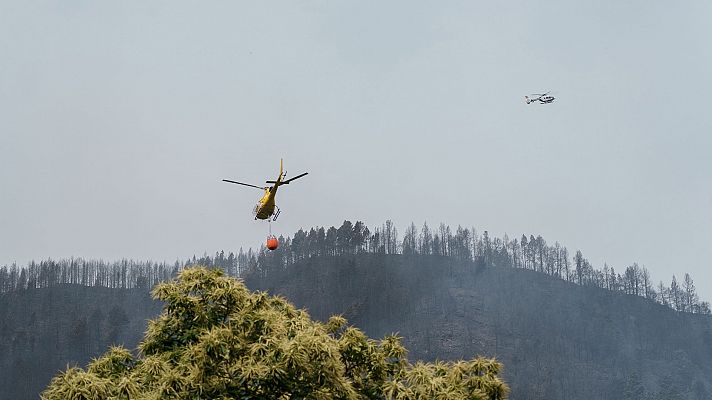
[0,286,160,399]
[2,221,711,399]
[41,267,508,400]
[3,253,710,399]
[3,221,708,315]
[246,253,712,400]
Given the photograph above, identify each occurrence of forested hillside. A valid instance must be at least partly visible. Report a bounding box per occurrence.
[247,253,712,400]
[3,221,709,314]
[0,286,161,399]
[2,220,711,399]
[3,252,710,399]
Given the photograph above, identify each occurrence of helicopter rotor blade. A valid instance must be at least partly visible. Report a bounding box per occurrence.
[281,172,308,184]
[222,179,265,190]
[266,172,308,185]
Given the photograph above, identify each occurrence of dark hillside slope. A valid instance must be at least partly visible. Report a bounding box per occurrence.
[0,286,161,399]
[247,254,712,400]
[2,254,710,400]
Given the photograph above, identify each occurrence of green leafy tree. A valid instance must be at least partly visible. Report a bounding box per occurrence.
[43,267,508,400]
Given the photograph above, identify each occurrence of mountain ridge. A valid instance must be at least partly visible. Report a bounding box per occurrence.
[247,253,712,400]
[1,253,710,399]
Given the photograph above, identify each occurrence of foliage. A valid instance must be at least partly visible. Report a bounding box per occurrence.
[42,266,508,400]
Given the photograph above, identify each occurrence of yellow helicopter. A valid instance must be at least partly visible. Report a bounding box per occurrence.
[222,159,308,221]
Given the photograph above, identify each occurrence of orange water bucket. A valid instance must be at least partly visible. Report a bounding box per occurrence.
[266,236,279,250]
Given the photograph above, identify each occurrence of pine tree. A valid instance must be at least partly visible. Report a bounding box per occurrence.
[682,273,698,313]
[670,275,682,312]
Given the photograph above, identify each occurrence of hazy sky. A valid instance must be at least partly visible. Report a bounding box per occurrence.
[2,1,711,300]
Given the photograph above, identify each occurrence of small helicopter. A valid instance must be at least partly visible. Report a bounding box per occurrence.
[525,91,555,104]
[222,159,308,221]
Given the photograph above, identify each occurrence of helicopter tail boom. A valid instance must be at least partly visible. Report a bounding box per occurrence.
[279,158,283,183]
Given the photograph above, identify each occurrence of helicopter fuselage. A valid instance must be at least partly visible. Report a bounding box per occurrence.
[223,158,306,221]
[254,186,278,219]
[525,93,555,104]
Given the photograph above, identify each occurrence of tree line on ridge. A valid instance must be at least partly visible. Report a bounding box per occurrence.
[1,220,709,315]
